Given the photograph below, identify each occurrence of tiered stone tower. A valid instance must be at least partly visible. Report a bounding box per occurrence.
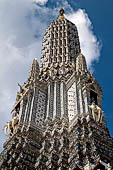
[0,9,113,170]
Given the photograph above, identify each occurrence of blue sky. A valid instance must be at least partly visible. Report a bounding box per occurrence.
[0,0,113,151]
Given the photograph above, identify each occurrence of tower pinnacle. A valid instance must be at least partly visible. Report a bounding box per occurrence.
[40,13,81,80]
[28,58,39,82]
[59,8,65,19]
[60,8,64,15]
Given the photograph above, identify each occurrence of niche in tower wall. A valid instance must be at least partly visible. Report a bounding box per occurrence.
[13,102,20,118]
[94,162,105,170]
[90,90,97,105]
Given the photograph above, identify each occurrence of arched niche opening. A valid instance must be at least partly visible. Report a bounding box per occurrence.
[90,90,98,105]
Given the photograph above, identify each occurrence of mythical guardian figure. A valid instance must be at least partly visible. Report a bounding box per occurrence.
[4,112,20,137]
[89,104,103,123]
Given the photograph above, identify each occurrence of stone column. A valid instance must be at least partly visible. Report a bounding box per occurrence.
[19,97,27,123]
[60,81,65,117]
[61,81,68,118]
[73,81,78,115]
[29,88,35,122]
[23,97,29,123]
[53,82,57,118]
[24,93,33,122]
[68,81,78,121]
[57,82,61,118]
[78,85,83,114]
[50,83,54,118]
[19,100,24,122]
[83,88,89,114]
[46,83,51,119]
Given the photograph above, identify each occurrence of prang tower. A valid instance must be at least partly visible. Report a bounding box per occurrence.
[0,9,113,170]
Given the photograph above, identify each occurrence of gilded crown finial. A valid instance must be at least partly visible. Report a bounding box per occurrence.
[60,8,64,16]
[59,8,65,19]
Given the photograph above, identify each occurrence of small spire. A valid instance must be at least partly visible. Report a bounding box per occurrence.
[59,8,65,19]
[28,58,40,82]
[76,52,87,72]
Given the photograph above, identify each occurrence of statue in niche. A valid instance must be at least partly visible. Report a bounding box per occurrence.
[4,109,20,137]
[89,104,103,123]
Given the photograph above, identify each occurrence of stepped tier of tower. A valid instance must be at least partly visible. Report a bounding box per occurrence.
[0,114,113,169]
[0,9,113,170]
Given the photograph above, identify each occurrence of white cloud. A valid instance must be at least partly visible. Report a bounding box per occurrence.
[67,9,101,68]
[33,0,48,5]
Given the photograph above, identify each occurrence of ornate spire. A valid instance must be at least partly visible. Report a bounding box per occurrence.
[28,58,40,82]
[40,11,81,79]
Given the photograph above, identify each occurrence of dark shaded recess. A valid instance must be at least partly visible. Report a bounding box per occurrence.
[94,162,105,170]
[90,90,98,105]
